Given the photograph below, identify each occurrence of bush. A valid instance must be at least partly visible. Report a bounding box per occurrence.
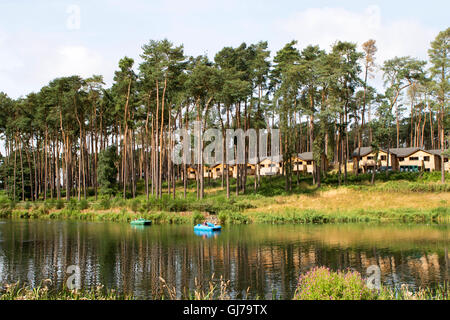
[218,210,249,225]
[99,198,111,210]
[55,199,65,210]
[78,199,89,210]
[67,199,78,211]
[129,199,141,213]
[112,197,126,208]
[191,211,205,225]
[293,267,379,300]
[0,208,11,218]
[44,199,55,210]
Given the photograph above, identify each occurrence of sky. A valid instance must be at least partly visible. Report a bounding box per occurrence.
[0,0,448,99]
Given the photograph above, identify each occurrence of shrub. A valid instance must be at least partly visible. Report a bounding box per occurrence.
[55,199,65,210]
[67,199,78,211]
[44,199,55,210]
[9,200,16,210]
[112,197,126,208]
[99,198,111,210]
[78,199,89,210]
[129,199,141,213]
[0,196,10,209]
[218,210,249,225]
[0,208,11,218]
[192,211,205,225]
[293,267,379,300]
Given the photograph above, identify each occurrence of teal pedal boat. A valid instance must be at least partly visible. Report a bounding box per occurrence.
[130,218,152,226]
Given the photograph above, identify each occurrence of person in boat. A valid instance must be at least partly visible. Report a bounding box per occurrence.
[203,221,208,226]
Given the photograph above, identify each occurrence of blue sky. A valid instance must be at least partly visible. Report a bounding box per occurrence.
[0,0,448,98]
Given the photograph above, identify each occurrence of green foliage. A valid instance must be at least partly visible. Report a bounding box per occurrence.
[67,199,78,211]
[55,199,65,210]
[191,211,205,225]
[97,146,119,197]
[294,267,379,300]
[78,199,89,210]
[218,210,249,225]
[129,199,141,213]
[0,282,133,300]
[0,196,14,210]
[293,267,450,300]
[98,198,111,210]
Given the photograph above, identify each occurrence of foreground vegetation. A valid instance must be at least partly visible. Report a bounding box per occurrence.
[293,267,449,300]
[2,268,448,300]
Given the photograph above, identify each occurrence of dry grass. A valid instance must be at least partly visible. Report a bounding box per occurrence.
[246,188,450,214]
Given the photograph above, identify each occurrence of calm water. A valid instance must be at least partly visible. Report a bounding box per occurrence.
[0,220,448,299]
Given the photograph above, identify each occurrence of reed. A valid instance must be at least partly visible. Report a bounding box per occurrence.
[0,281,132,300]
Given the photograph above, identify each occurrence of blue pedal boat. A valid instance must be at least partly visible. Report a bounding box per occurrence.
[194,222,222,232]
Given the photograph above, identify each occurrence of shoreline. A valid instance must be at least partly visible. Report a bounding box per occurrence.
[1,206,448,225]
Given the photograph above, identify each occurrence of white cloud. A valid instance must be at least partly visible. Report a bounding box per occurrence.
[0,27,109,98]
[46,45,105,79]
[280,5,437,83]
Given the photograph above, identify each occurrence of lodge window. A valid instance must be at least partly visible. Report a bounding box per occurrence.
[367,156,374,160]
[399,157,404,162]
[261,164,265,168]
[445,158,448,163]
[216,168,220,171]
[380,156,386,161]
[307,161,312,165]
[423,156,430,162]
[409,157,419,161]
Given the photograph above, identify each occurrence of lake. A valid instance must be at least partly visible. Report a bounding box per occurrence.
[0,220,448,299]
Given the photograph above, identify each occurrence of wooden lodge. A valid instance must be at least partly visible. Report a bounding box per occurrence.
[292,152,328,174]
[352,147,448,173]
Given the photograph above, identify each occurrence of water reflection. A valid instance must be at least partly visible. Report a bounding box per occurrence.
[0,221,448,299]
[194,230,221,239]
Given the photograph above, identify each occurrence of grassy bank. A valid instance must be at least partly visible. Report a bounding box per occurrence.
[1,205,448,225]
[0,172,449,225]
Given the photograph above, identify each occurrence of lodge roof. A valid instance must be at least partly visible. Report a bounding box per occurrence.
[388,147,423,157]
[297,152,314,161]
[426,149,449,157]
[351,147,374,158]
[352,147,439,158]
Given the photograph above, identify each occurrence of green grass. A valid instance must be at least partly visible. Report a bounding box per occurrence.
[0,282,132,300]
[250,207,450,224]
[2,269,448,300]
[3,206,447,225]
[293,266,449,300]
